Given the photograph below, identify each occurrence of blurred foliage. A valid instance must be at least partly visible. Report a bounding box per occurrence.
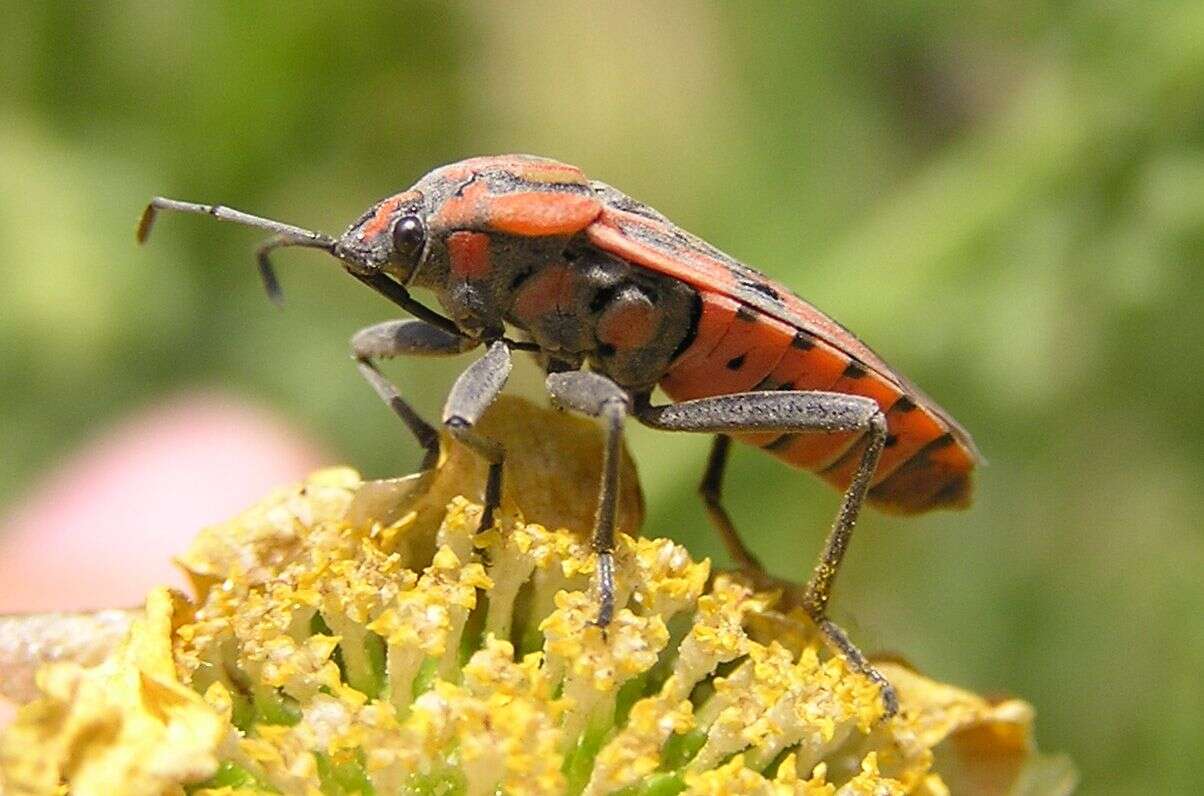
[0,2,1201,793]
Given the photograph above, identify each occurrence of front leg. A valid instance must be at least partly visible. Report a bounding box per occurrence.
[637,390,897,716]
[351,318,479,470]
[545,371,630,627]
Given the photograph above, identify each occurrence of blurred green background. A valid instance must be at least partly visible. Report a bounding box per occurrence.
[2,2,1201,792]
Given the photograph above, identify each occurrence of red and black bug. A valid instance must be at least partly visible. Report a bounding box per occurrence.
[138,154,980,714]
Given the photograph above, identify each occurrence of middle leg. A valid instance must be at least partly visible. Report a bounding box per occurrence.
[545,371,630,626]
[441,341,513,532]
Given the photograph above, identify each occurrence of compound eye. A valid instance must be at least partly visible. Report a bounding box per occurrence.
[391,214,425,262]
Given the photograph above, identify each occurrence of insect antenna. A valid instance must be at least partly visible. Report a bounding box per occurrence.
[137,197,336,305]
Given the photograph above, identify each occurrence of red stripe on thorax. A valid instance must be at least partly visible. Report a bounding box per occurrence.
[434,179,490,230]
[447,231,492,280]
[487,192,601,237]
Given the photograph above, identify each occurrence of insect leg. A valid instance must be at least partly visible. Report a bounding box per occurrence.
[442,341,513,532]
[637,391,897,716]
[699,435,765,573]
[545,371,630,627]
[351,319,478,470]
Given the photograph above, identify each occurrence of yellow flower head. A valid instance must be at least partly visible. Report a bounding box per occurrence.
[0,397,1075,795]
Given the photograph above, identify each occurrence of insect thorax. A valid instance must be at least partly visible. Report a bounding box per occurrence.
[414,230,698,391]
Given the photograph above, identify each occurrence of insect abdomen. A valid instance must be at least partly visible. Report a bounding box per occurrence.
[660,292,975,514]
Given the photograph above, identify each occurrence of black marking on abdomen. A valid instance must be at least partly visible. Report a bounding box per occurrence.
[735,305,758,323]
[867,432,959,498]
[818,430,870,475]
[928,432,955,450]
[752,376,795,391]
[669,291,703,362]
[842,361,867,379]
[930,472,971,505]
[883,432,955,473]
[791,331,815,350]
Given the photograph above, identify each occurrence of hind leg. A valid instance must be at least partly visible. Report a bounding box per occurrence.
[698,434,765,573]
[637,390,897,716]
[440,342,513,532]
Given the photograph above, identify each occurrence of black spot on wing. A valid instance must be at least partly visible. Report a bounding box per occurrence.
[740,279,781,302]
[726,354,746,371]
[735,306,757,323]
